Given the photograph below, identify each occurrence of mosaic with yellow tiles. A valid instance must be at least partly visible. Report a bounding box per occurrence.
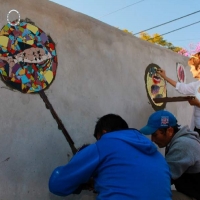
[0,20,57,93]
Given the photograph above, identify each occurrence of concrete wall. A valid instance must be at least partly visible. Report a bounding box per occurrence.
[0,0,193,199]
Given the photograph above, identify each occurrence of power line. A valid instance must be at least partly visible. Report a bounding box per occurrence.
[134,10,200,35]
[159,21,200,38]
[146,20,200,41]
[99,0,145,18]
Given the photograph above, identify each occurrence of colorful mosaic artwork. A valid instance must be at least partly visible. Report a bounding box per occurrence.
[0,15,77,153]
[145,64,167,111]
[0,20,57,93]
[176,63,186,83]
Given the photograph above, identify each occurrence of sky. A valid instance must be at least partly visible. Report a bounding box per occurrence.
[50,0,200,51]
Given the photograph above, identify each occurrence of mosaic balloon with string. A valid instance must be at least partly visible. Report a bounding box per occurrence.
[0,19,57,93]
[0,16,77,154]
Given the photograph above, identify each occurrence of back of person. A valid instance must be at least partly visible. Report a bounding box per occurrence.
[49,114,171,200]
[94,129,172,200]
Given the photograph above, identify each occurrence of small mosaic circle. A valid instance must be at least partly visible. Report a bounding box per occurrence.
[7,10,20,26]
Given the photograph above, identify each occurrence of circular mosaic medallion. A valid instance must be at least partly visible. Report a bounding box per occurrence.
[144,63,167,111]
[0,20,57,93]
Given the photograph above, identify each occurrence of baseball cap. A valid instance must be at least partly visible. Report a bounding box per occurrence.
[140,110,178,135]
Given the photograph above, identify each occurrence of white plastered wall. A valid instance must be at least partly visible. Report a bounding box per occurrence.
[0,0,193,199]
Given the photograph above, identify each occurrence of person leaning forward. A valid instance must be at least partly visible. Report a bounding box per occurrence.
[140,110,200,200]
[49,114,171,200]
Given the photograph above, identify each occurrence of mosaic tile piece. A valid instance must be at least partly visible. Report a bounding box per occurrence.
[0,20,57,93]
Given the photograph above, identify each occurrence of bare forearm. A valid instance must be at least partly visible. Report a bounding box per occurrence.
[163,76,177,87]
[157,69,177,87]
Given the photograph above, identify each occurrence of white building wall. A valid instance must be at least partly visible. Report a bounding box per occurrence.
[0,0,193,199]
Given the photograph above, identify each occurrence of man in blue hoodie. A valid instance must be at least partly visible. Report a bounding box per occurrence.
[49,114,171,200]
[140,110,200,200]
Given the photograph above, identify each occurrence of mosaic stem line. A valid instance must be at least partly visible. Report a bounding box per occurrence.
[39,90,77,155]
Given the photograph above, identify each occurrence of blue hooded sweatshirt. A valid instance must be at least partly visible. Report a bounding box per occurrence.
[49,129,172,200]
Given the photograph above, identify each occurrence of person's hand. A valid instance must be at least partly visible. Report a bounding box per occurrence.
[156,68,177,87]
[73,178,95,194]
[188,97,200,107]
[157,68,167,79]
[83,178,94,191]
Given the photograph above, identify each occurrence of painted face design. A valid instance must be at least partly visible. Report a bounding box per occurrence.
[152,75,161,85]
[148,66,166,99]
[0,21,57,93]
[145,64,167,111]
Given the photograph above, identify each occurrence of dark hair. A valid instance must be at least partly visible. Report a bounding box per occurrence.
[158,124,180,135]
[94,114,129,139]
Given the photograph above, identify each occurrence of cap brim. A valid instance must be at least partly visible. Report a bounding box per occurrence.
[140,125,157,135]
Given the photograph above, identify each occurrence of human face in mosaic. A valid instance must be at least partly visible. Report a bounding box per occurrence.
[0,20,57,93]
[145,64,167,111]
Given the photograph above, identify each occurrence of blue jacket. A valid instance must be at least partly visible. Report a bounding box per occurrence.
[49,129,172,200]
